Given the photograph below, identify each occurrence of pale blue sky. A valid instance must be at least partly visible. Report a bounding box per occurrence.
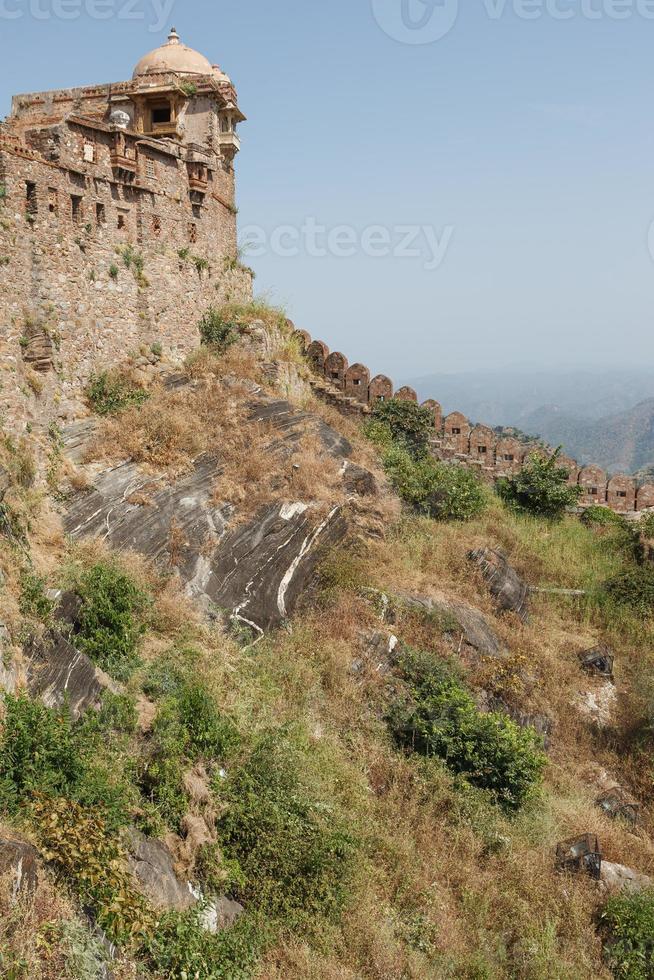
[2,0,654,376]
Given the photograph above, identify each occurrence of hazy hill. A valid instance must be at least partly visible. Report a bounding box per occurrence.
[407,368,654,473]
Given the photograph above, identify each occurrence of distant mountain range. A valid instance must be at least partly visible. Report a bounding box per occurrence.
[405,369,654,475]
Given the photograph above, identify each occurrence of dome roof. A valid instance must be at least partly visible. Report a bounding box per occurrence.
[133,28,214,79]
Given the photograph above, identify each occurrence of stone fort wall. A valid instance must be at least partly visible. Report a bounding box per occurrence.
[292,329,654,516]
[0,112,252,433]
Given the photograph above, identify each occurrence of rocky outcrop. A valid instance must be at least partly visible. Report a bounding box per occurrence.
[600,862,653,895]
[395,591,504,660]
[62,393,357,634]
[23,629,119,719]
[126,829,195,912]
[597,788,640,825]
[0,839,40,901]
[468,549,530,622]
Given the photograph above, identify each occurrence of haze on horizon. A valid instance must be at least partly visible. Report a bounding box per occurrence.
[1,0,654,381]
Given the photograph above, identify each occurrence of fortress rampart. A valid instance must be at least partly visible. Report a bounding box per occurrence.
[0,31,252,432]
[291,328,654,516]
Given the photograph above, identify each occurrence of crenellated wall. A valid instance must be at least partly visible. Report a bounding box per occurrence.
[293,328,654,516]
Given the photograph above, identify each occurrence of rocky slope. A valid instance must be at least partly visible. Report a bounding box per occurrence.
[1,307,654,979]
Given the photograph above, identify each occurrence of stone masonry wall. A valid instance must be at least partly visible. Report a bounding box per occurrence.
[0,136,252,432]
[293,329,654,516]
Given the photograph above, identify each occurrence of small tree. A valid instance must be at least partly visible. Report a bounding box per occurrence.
[371,399,433,457]
[497,449,581,520]
[198,306,238,351]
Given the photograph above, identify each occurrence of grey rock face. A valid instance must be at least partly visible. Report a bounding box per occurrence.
[0,839,40,901]
[126,829,194,911]
[596,788,639,825]
[601,861,653,895]
[62,394,353,633]
[342,462,377,498]
[23,629,119,719]
[468,549,530,622]
[199,896,245,934]
[396,592,504,660]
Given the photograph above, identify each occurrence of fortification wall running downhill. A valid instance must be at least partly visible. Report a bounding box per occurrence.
[291,327,654,517]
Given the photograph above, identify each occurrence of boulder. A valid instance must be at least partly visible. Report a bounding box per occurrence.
[199,896,245,934]
[126,829,194,911]
[52,591,84,633]
[342,462,377,498]
[395,592,503,660]
[23,629,119,720]
[0,839,39,901]
[351,630,399,676]
[597,789,640,825]
[578,646,615,681]
[555,834,602,880]
[601,862,653,895]
[468,549,530,622]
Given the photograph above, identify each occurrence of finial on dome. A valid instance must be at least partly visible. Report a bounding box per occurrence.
[167,27,180,44]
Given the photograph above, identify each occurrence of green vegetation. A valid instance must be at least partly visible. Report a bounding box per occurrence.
[74,561,148,681]
[603,565,654,615]
[388,649,547,810]
[497,449,582,519]
[216,731,356,928]
[382,444,487,521]
[108,263,119,280]
[371,398,434,456]
[86,370,150,416]
[198,305,240,351]
[32,795,153,947]
[600,889,654,979]
[365,403,487,521]
[19,570,54,619]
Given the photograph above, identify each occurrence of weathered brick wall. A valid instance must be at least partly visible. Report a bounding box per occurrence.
[293,329,654,515]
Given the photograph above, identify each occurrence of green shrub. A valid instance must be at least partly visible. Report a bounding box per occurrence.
[0,695,86,811]
[640,512,654,539]
[582,505,627,529]
[388,649,546,811]
[75,562,148,681]
[497,449,582,520]
[382,444,487,521]
[32,795,153,947]
[215,732,356,929]
[87,371,149,416]
[140,907,266,980]
[19,570,54,619]
[603,566,654,615]
[198,306,239,351]
[371,399,434,457]
[140,658,239,830]
[599,889,654,979]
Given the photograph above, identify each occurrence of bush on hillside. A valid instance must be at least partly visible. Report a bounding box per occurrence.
[87,371,150,417]
[599,889,654,979]
[603,566,654,615]
[382,444,487,522]
[497,449,582,520]
[75,562,148,681]
[371,399,434,457]
[198,306,239,351]
[388,649,546,811]
[215,732,356,929]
